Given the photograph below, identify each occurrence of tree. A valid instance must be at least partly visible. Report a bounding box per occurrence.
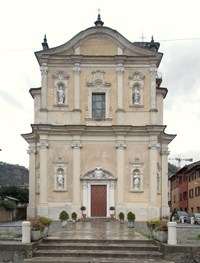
[0,186,29,204]
[168,163,178,176]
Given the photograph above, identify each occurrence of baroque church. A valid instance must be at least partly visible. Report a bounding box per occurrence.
[22,14,176,221]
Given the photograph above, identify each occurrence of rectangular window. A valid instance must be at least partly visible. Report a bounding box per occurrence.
[92,93,105,118]
[183,191,188,200]
[189,189,194,198]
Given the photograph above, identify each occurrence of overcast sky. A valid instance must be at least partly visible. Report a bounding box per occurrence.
[0,0,200,168]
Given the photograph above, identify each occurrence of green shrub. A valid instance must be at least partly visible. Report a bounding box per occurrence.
[28,217,45,231]
[59,210,69,221]
[71,212,77,220]
[154,220,168,232]
[119,212,125,221]
[40,216,52,226]
[127,211,136,221]
[80,206,86,211]
[196,233,200,240]
[0,200,16,210]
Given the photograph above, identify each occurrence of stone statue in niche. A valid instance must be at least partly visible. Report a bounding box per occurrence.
[133,170,140,190]
[57,170,64,189]
[132,86,140,105]
[57,85,65,104]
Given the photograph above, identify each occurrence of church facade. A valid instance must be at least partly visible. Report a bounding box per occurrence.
[22,15,176,221]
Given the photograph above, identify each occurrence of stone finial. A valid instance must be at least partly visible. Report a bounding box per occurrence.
[94,9,104,27]
[42,34,49,50]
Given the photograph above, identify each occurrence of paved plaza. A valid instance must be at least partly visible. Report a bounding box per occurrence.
[0,220,200,245]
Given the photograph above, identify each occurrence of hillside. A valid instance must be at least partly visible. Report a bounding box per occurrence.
[0,162,29,186]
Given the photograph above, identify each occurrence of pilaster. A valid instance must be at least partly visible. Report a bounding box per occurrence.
[161,146,170,216]
[116,66,125,124]
[37,140,48,215]
[40,63,48,110]
[71,138,81,205]
[27,144,36,217]
[150,67,157,124]
[149,140,159,205]
[116,139,126,205]
[73,65,81,110]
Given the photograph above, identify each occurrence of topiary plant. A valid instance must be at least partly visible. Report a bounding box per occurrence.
[119,212,125,221]
[127,211,136,221]
[59,210,69,221]
[71,212,77,221]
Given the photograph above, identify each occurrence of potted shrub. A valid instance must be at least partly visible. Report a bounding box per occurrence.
[110,206,115,219]
[40,217,52,237]
[153,220,168,243]
[29,216,44,241]
[119,212,125,223]
[59,210,69,227]
[127,212,136,228]
[80,206,86,218]
[146,220,160,237]
[71,212,77,222]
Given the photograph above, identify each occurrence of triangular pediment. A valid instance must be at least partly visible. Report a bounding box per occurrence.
[81,166,117,181]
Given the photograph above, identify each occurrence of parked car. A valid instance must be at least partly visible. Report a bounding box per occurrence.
[170,210,189,223]
[187,213,200,224]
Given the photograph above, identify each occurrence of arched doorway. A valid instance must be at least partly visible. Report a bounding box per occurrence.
[80,166,117,217]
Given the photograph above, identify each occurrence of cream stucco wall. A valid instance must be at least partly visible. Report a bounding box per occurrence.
[24,24,175,221]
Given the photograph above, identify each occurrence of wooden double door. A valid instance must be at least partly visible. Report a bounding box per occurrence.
[91,185,107,217]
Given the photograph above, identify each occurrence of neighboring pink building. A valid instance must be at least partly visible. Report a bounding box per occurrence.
[169,161,200,213]
[178,166,188,212]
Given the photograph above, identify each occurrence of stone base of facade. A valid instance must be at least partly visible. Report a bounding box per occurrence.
[28,203,165,221]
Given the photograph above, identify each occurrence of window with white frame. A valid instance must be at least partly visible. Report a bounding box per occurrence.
[92,93,105,118]
[86,70,112,120]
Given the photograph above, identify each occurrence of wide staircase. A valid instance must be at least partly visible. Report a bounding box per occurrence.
[24,237,173,263]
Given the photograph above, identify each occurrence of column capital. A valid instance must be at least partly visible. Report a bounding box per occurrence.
[116,66,124,74]
[109,181,116,189]
[73,66,81,74]
[116,142,126,149]
[27,149,37,155]
[149,143,160,150]
[150,68,157,76]
[161,149,170,155]
[71,142,82,149]
[37,142,48,149]
[40,64,48,75]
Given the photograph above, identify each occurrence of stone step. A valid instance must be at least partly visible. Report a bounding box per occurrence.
[39,242,158,251]
[24,237,174,263]
[24,256,174,263]
[43,238,155,245]
[33,249,163,259]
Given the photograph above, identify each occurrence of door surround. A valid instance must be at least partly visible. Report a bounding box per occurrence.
[80,166,117,217]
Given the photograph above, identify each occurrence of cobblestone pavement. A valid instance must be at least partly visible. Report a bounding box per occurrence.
[0,220,200,245]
